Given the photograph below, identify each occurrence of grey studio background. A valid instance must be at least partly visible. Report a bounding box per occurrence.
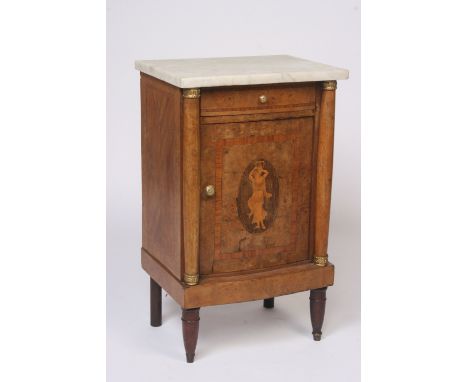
[107,1,360,381]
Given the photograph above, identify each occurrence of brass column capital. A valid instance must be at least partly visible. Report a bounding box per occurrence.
[322,81,337,91]
[182,88,201,99]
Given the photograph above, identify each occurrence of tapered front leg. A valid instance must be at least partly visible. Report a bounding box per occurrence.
[150,278,162,327]
[263,298,275,309]
[309,287,327,341]
[181,308,200,363]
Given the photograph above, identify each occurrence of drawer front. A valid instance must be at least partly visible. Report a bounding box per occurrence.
[200,84,316,117]
[199,117,315,275]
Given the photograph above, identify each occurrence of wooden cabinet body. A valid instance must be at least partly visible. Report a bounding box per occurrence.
[137,56,348,362]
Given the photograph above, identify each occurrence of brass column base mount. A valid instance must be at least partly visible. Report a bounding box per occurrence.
[184,273,199,286]
[313,256,328,267]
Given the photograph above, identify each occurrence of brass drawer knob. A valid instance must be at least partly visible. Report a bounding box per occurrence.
[259,94,267,104]
[205,184,215,197]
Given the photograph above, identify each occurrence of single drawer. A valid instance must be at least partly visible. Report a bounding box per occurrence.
[200,83,316,117]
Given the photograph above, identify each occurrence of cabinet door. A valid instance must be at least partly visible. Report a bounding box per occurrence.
[200,117,315,275]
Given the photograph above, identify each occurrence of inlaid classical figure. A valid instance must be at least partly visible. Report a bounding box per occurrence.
[248,160,272,229]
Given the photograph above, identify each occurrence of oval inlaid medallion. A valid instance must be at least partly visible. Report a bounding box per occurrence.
[236,159,279,234]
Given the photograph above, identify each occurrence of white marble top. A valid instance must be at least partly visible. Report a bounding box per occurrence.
[135,55,349,88]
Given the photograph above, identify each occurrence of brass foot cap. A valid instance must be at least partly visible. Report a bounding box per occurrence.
[313,332,322,341]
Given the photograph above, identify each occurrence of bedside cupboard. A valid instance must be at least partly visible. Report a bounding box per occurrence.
[135,55,349,362]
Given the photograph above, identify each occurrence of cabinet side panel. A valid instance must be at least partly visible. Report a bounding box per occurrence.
[141,74,182,279]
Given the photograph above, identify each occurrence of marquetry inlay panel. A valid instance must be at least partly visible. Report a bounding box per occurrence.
[199,117,315,275]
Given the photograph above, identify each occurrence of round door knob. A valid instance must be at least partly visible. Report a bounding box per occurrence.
[205,184,215,197]
[259,94,267,104]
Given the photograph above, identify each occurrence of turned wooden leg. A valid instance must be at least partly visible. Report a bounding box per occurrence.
[150,278,162,327]
[181,308,200,363]
[263,297,274,308]
[309,287,327,341]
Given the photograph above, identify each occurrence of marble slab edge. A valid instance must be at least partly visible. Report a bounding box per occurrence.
[135,63,349,88]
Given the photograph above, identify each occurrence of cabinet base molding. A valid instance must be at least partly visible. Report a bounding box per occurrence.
[142,248,334,309]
